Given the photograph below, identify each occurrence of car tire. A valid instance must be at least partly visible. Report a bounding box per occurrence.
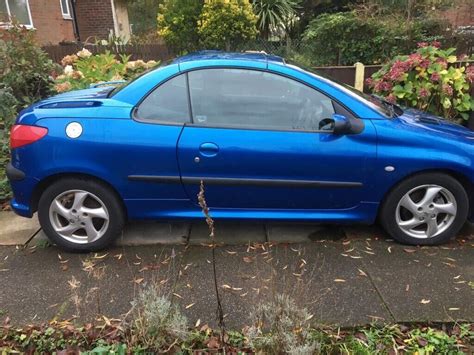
[38,178,125,252]
[380,173,468,245]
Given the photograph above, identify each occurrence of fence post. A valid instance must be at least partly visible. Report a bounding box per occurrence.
[354,62,365,92]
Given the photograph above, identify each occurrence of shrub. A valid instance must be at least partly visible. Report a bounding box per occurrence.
[245,294,320,354]
[368,43,473,121]
[0,88,18,200]
[54,49,158,93]
[198,0,258,51]
[302,11,449,66]
[129,285,188,351]
[0,23,56,108]
[157,0,203,54]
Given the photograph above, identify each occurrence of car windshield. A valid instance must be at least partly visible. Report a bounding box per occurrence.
[288,61,403,118]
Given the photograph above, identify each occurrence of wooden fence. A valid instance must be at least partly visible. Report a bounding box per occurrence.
[43,43,174,63]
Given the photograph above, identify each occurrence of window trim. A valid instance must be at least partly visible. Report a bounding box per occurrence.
[0,0,34,28]
[132,66,360,133]
[59,0,72,19]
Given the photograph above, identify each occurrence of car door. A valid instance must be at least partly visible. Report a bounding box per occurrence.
[177,67,377,210]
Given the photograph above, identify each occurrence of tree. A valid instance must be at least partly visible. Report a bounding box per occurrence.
[252,0,300,39]
[198,0,258,51]
[157,0,203,53]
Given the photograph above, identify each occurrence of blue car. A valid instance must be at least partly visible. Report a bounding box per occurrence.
[7,51,474,251]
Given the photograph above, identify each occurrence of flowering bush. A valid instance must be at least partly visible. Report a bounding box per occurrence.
[0,23,57,107]
[54,48,158,93]
[368,43,473,121]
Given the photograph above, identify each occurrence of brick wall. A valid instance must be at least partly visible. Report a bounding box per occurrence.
[74,0,115,41]
[442,0,474,27]
[29,0,75,44]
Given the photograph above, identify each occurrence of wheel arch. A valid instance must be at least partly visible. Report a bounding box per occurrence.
[31,172,128,218]
[378,168,473,220]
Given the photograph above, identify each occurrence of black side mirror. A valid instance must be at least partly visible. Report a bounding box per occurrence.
[332,114,352,135]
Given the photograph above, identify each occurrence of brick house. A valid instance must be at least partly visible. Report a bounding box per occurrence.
[0,0,131,44]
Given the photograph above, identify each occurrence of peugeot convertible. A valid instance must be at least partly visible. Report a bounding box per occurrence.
[7,51,474,251]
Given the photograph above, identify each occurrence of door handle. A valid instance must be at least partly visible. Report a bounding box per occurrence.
[199,142,219,157]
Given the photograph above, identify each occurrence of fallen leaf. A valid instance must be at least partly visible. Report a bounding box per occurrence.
[195,319,201,328]
[226,250,237,255]
[448,307,460,311]
[133,277,144,284]
[94,253,108,259]
[387,246,392,253]
[349,255,362,259]
[358,269,367,277]
[404,248,416,253]
[334,279,346,282]
[185,303,195,309]
[172,293,183,299]
[420,299,431,304]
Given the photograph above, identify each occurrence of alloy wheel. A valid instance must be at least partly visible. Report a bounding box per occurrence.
[395,184,457,239]
[49,189,110,244]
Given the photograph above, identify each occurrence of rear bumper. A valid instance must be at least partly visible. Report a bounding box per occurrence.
[6,163,37,218]
[10,198,33,218]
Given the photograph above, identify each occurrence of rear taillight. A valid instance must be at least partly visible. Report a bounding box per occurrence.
[10,125,48,149]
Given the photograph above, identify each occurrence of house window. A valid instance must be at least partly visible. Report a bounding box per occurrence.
[60,0,71,19]
[0,0,33,27]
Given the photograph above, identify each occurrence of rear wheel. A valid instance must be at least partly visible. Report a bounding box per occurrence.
[38,178,125,252]
[380,173,468,245]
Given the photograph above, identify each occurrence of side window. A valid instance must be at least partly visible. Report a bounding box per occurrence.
[135,74,190,123]
[188,68,335,131]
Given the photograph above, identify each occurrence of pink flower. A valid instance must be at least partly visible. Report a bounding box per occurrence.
[419,87,430,98]
[417,42,429,48]
[408,53,422,65]
[419,59,430,69]
[459,54,468,61]
[436,58,448,69]
[466,66,474,83]
[442,84,453,96]
[374,80,392,92]
[430,72,440,81]
[365,77,374,86]
[386,94,396,104]
[431,41,441,48]
[388,60,410,81]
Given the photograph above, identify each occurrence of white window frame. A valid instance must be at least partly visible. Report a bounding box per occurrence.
[59,0,71,20]
[0,0,34,28]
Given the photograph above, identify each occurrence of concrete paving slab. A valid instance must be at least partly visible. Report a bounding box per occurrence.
[0,212,40,246]
[188,222,266,245]
[118,221,190,246]
[0,244,185,324]
[174,241,392,329]
[31,221,191,247]
[353,236,474,323]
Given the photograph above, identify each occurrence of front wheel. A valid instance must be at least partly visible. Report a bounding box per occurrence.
[380,173,468,245]
[38,178,125,252]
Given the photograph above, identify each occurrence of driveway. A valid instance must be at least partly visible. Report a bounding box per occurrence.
[0,211,473,328]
